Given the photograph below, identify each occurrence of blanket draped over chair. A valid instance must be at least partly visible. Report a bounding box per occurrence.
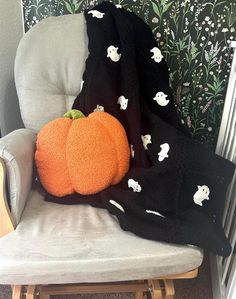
[46,1,235,257]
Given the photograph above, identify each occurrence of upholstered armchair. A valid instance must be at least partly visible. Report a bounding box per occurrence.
[0,14,203,299]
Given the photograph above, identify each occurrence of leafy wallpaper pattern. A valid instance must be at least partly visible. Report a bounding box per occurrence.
[22,0,236,149]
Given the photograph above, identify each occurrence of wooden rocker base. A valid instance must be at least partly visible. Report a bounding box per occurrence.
[12,281,172,299]
[11,269,198,299]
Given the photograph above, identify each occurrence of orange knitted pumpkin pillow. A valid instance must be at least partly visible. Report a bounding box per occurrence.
[35,110,130,196]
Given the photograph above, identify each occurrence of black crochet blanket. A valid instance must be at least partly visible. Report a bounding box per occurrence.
[47,1,235,257]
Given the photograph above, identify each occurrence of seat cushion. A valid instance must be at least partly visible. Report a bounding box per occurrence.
[0,187,203,285]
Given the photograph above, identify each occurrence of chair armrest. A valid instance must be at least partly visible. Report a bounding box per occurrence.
[0,129,36,225]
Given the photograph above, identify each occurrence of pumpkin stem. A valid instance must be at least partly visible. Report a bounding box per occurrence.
[63,109,85,119]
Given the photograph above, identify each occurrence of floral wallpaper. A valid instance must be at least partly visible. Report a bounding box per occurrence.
[22,0,236,150]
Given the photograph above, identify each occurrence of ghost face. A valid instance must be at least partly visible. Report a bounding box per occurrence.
[193,185,210,206]
[158,143,170,162]
[107,46,121,62]
[141,134,152,150]
[94,105,104,112]
[153,92,169,106]
[88,10,105,19]
[117,96,128,110]
[128,179,142,192]
[150,47,164,63]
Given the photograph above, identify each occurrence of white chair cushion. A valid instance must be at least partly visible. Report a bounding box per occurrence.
[15,14,88,132]
[0,186,203,285]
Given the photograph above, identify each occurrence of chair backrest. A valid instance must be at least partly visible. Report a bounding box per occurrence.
[15,13,88,132]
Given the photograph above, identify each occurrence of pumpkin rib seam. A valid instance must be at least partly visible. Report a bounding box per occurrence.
[65,121,77,195]
[90,117,120,184]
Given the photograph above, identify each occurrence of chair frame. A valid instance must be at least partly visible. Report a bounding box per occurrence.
[0,157,199,299]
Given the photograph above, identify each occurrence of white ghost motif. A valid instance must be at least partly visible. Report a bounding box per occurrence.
[109,200,125,213]
[88,10,105,19]
[150,47,164,63]
[117,96,128,110]
[141,134,152,150]
[107,46,121,62]
[130,144,135,158]
[146,210,165,218]
[158,143,170,162]
[128,179,142,192]
[193,185,210,206]
[153,91,169,106]
[80,80,84,91]
[93,105,104,112]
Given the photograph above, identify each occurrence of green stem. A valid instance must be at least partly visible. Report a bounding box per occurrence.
[63,109,85,119]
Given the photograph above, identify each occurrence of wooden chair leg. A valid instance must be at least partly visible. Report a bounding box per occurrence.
[148,280,162,299]
[148,279,175,299]
[36,286,49,299]
[163,280,175,299]
[12,285,22,299]
[26,285,36,299]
